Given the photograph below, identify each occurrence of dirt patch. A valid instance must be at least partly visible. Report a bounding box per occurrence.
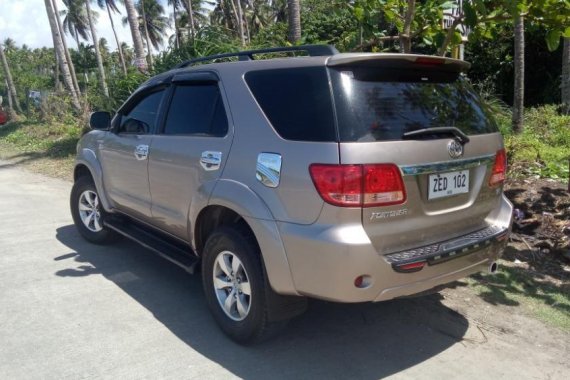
[505,178,570,274]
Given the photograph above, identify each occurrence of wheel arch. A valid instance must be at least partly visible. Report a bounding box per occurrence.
[194,180,298,296]
[74,152,112,212]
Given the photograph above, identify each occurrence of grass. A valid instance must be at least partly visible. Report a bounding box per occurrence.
[0,119,80,180]
[495,105,570,180]
[468,262,570,331]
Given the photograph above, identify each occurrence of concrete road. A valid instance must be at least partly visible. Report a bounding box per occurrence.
[0,161,567,379]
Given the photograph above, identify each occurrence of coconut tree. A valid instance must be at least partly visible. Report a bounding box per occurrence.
[512,14,524,133]
[125,0,169,68]
[123,0,148,71]
[61,0,91,47]
[53,0,81,96]
[44,0,82,112]
[0,42,21,116]
[562,37,570,114]
[186,0,196,41]
[287,0,300,43]
[97,0,127,75]
[85,0,109,97]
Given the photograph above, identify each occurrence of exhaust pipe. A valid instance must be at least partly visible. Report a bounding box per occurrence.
[488,261,498,274]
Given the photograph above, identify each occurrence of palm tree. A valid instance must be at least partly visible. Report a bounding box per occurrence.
[3,38,17,52]
[53,0,81,96]
[167,0,180,48]
[123,0,147,71]
[562,38,570,114]
[44,0,82,112]
[287,0,300,44]
[97,0,127,75]
[125,0,168,68]
[235,0,246,46]
[512,14,524,133]
[0,42,22,115]
[85,0,109,97]
[61,0,91,47]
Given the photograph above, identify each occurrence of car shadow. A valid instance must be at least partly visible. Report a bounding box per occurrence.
[55,225,469,379]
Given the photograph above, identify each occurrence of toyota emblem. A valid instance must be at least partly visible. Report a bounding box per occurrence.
[447,140,464,158]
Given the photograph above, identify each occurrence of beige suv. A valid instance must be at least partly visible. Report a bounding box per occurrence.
[70,45,513,343]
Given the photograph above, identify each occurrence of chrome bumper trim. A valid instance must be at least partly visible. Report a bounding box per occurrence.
[399,154,495,176]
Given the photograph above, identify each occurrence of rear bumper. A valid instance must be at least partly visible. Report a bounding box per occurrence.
[278,194,513,303]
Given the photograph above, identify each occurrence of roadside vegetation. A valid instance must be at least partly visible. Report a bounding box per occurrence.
[0,0,569,332]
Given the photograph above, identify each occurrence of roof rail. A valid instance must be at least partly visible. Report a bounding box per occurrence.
[174,44,339,69]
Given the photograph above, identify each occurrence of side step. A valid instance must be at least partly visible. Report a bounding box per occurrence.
[105,218,199,274]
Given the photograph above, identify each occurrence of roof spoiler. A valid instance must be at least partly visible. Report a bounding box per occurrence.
[327,53,471,72]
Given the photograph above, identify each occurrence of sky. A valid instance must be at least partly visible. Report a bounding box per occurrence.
[0,0,174,51]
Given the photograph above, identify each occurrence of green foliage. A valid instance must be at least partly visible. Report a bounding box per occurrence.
[300,0,358,50]
[153,26,241,74]
[499,105,570,179]
[94,69,148,112]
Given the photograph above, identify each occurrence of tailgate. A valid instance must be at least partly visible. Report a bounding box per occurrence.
[328,57,505,254]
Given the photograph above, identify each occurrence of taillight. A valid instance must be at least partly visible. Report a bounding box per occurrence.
[489,149,507,187]
[309,164,406,207]
[363,164,406,207]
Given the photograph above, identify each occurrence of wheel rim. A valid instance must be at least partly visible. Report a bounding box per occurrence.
[78,190,102,232]
[213,251,252,321]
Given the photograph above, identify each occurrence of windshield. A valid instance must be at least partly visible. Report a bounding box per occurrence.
[329,67,498,142]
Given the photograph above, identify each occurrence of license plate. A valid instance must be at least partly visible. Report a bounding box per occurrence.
[428,170,469,200]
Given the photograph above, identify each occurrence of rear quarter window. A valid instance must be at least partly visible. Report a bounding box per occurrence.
[245,67,336,142]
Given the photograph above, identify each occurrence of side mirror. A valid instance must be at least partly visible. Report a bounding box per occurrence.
[90,111,111,130]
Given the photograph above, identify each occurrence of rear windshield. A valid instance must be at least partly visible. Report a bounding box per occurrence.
[245,67,336,142]
[330,67,498,142]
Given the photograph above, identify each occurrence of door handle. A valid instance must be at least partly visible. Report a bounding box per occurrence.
[200,151,222,171]
[134,144,149,160]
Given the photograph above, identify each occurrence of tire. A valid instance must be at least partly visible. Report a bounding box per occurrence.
[201,225,289,344]
[70,176,118,244]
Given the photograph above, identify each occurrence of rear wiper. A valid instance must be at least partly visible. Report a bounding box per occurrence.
[402,127,470,144]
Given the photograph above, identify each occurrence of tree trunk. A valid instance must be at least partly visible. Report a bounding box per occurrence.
[562,37,570,114]
[0,45,21,114]
[51,0,81,96]
[43,0,81,112]
[400,0,415,53]
[5,79,17,120]
[123,0,148,72]
[173,1,179,49]
[106,2,127,75]
[243,2,251,43]
[86,0,109,97]
[437,18,461,57]
[512,14,525,134]
[140,0,154,69]
[287,0,301,44]
[187,0,196,42]
[233,0,245,46]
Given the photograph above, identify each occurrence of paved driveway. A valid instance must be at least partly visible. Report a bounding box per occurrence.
[0,161,567,379]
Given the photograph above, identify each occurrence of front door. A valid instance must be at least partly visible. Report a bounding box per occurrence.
[99,88,166,221]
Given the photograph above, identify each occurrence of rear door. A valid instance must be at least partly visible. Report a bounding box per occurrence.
[147,72,232,241]
[328,58,505,254]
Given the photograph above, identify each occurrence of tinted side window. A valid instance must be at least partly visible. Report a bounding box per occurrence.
[163,84,228,136]
[245,67,336,142]
[119,90,165,134]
